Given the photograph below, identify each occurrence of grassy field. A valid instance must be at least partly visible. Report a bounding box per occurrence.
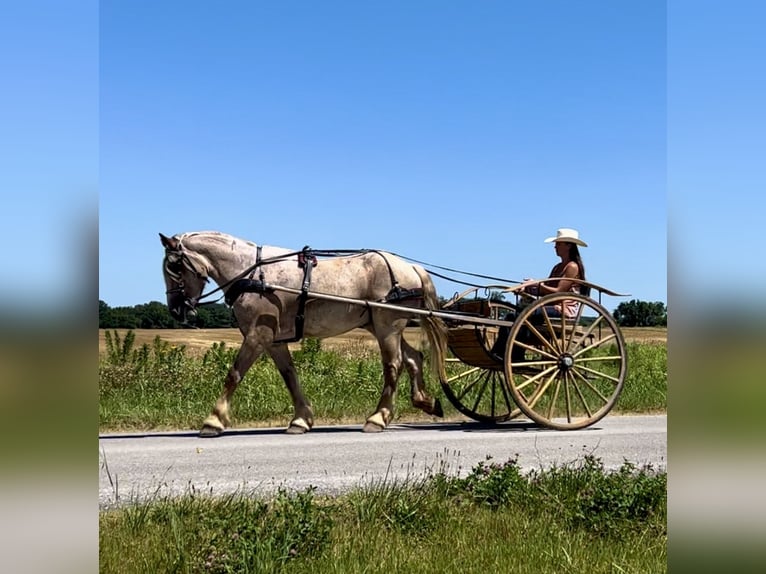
[99,326,666,356]
[99,327,666,433]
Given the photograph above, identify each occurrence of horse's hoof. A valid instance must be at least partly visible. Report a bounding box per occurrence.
[286,417,311,434]
[199,425,223,438]
[362,421,385,433]
[363,409,389,432]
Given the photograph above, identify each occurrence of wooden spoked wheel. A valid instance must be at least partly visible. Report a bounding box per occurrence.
[503,293,627,430]
[441,301,522,423]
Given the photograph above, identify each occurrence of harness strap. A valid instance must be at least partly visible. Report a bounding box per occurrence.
[224,279,271,306]
[290,247,316,342]
[384,287,424,303]
[297,245,318,270]
[250,245,263,279]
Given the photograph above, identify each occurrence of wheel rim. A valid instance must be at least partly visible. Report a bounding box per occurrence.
[503,293,627,430]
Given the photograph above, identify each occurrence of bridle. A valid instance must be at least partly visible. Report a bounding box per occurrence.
[163,249,216,321]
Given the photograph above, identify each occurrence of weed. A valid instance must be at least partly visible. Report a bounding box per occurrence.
[198,487,332,572]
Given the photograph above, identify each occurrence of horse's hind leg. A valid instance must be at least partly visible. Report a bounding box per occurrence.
[364,331,404,433]
[268,344,315,434]
[200,337,264,437]
[402,338,443,418]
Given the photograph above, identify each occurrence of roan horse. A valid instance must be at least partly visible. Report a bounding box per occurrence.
[160,231,448,436]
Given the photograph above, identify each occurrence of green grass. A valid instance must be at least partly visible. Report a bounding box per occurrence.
[99,455,666,573]
[612,341,667,413]
[99,331,667,433]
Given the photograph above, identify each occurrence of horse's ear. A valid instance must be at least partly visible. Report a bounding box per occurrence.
[159,233,179,250]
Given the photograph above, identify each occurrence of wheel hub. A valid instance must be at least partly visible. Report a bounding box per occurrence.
[558,353,575,371]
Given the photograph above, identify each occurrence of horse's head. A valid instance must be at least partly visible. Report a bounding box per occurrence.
[159,233,210,323]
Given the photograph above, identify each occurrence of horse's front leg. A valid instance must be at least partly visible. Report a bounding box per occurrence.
[363,332,403,433]
[402,339,443,418]
[268,344,314,434]
[200,336,264,437]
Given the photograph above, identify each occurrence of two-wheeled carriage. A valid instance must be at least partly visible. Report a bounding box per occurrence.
[438,282,628,430]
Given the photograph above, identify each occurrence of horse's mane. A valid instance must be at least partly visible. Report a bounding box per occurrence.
[176,230,257,249]
[171,231,257,277]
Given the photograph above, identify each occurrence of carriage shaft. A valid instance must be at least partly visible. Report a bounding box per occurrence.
[264,284,510,327]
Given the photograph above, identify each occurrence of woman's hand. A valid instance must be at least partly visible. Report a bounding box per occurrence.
[520,278,539,295]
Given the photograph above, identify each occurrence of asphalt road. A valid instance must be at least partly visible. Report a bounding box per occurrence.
[99,414,666,509]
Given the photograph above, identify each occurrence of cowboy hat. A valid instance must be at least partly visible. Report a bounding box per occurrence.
[544,228,588,247]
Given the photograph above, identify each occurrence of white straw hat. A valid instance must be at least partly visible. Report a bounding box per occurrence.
[544,228,588,247]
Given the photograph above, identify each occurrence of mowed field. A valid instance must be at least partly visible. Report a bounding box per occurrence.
[99,326,666,356]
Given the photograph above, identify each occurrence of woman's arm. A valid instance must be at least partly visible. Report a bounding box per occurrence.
[538,262,579,295]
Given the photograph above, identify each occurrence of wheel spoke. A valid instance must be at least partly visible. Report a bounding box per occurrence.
[573,314,605,348]
[525,320,559,356]
[545,374,563,420]
[571,367,610,406]
[448,368,483,400]
[566,304,586,349]
[497,372,514,413]
[525,370,558,410]
[489,372,498,418]
[573,334,617,357]
[510,365,553,393]
[469,371,491,413]
[575,364,622,385]
[569,371,595,418]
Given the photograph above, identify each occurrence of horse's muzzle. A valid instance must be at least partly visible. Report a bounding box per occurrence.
[168,295,198,323]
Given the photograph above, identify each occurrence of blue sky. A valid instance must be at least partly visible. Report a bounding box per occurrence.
[0,1,97,314]
[16,1,766,317]
[96,0,666,311]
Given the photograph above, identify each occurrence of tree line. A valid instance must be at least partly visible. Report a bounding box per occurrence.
[99,300,237,329]
[99,298,666,329]
[612,299,667,327]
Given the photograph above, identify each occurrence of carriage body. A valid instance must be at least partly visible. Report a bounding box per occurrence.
[438,280,628,430]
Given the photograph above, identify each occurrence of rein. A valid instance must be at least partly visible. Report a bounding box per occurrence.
[174,248,378,309]
[387,252,522,287]
[172,243,523,311]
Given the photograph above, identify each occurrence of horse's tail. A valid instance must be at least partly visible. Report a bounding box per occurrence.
[413,265,448,383]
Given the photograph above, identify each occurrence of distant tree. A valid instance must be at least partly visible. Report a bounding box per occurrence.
[194,303,237,328]
[613,299,667,327]
[108,306,141,329]
[99,300,113,327]
[135,301,177,328]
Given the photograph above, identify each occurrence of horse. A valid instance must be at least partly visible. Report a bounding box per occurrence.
[159,231,448,436]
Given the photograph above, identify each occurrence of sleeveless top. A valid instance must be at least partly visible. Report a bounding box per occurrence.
[549,263,581,318]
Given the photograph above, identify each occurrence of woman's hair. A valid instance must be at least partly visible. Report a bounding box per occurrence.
[569,244,591,296]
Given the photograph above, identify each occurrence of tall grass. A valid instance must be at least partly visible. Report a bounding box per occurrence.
[615,342,667,412]
[100,455,666,573]
[99,331,666,432]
